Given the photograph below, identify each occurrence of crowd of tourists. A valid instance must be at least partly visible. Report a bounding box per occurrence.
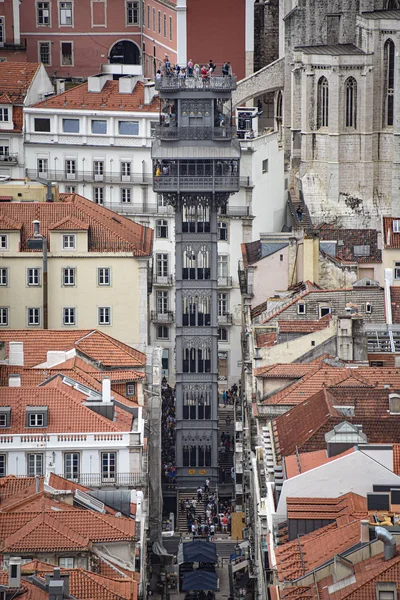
[181,483,233,538]
[220,382,240,406]
[161,379,176,484]
[156,55,232,81]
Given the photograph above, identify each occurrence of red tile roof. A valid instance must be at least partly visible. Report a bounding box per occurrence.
[0,213,22,230]
[285,493,367,521]
[34,79,158,113]
[256,332,277,347]
[278,315,332,333]
[383,217,400,248]
[0,62,40,103]
[284,447,355,479]
[49,215,90,231]
[0,475,44,508]
[1,330,146,368]
[254,363,319,379]
[0,572,48,600]
[0,491,79,513]
[317,226,382,264]
[391,287,400,324]
[393,444,400,475]
[0,194,153,255]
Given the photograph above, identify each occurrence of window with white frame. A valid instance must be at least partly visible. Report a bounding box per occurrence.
[98,306,111,325]
[37,2,50,25]
[297,303,306,314]
[64,452,79,480]
[65,159,76,175]
[262,159,269,173]
[218,222,228,241]
[62,118,79,133]
[156,219,168,238]
[319,306,331,318]
[156,325,169,340]
[65,186,76,193]
[393,220,400,233]
[62,234,75,250]
[157,194,168,208]
[118,121,139,135]
[59,1,73,25]
[101,452,116,480]
[218,327,228,342]
[0,145,9,157]
[0,414,7,427]
[218,293,228,317]
[93,160,104,178]
[0,268,7,286]
[121,161,131,179]
[156,253,168,277]
[156,290,169,314]
[0,234,7,249]
[37,158,48,175]
[0,307,8,326]
[27,268,40,286]
[91,119,107,134]
[63,307,76,325]
[127,1,139,24]
[354,244,370,257]
[63,267,75,286]
[34,118,50,132]
[28,413,44,427]
[93,186,104,205]
[61,41,73,65]
[126,383,137,396]
[27,453,43,476]
[121,188,131,203]
[0,18,4,46]
[395,262,400,280]
[28,308,40,326]
[0,108,9,122]
[59,557,74,569]
[218,255,228,278]
[39,41,51,65]
[0,454,5,477]
[98,267,111,286]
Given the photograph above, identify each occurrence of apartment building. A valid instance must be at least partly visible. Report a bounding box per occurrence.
[0,194,153,348]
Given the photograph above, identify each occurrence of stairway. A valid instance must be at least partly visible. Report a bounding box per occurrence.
[218,406,235,483]
[287,188,313,231]
[176,488,218,532]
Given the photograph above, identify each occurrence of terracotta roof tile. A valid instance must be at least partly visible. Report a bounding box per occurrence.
[0,491,79,513]
[285,493,367,521]
[256,332,277,347]
[0,476,44,507]
[317,226,382,263]
[0,62,40,102]
[0,572,48,600]
[391,287,400,324]
[0,213,23,230]
[0,194,153,255]
[383,217,400,248]
[393,444,400,475]
[254,363,319,378]
[278,315,332,333]
[49,215,90,230]
[34,79,158,113]
[1,330,146,368]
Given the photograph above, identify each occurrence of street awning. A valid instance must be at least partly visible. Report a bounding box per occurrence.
[179,540,217,564]
[182,570,218,591]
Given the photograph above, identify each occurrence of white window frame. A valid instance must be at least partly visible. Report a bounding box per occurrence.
[297,303,306,315]
[218,327,228,342]
[27,453,43,476]
[37,158,48,175]
[64,452,79,480]
[98,267,111,286]
[91,119,107,134]
[27,308,40,326]
[393,220,400,233]
[0,234,8,250]
[62,267,75,286]
[28,413,44,427]
[218,222,228,241]
[218,293,228,317]
[37,1,51,26]
[59,1,73,26]
[60,40,74,66]
[0,145,9,157]
[98,306,111,325]
[262,159,268,174]
[101,451,116,480]
[126,0,139,25]
[156,253,168,277]
[121,188,132,203]
[319,306,331,318]
[121,161,131,181]
[156,290,169,314]
[126,383,137,396]
[0,107,9,122]
[65,158,76,178]
[27,268,40,287]
[152,7,155,31]
[93,186,104,205]
[163,13,167,37]
[65,185,76,193]
[38,40,51,65]
[62,117,79,133]
[218,255,228,278]
[62,234,75,250]
[0,267,7,286]
[0,307,8,326]
[63,307,76,325]
[156,325,169,340]
[93,160,104,180]
[59,557,75,569]
[156,219,168,238]
[395,262,400,280]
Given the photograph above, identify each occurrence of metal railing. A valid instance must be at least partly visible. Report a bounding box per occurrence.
[154,125,235,141]
[26,169,152,185]
[155,74,237,92]
[218,313,233,325]
[153,274,174,286]
[61,472,146,487]
[150,310,175,323]
[220,205,251,217]
[0,153,18,165]
[153,175,240,192]
[103,202,174,216]
[218,276,233,288]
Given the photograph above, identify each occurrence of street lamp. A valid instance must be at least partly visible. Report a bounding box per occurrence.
[31,220,48,329]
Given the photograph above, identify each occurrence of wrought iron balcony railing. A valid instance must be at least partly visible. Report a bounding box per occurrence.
[154,125,235,141]
[61,472,146,487]
[155,74,237,92]
[218,313,233,325]
[150,310,175,323]
[153,274,174,286]
[26,169,152,185]
[0,153,18,165]
[217,276,233,288]
[153,175,240,193]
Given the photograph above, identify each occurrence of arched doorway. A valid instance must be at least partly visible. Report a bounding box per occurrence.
[109,40,140,65]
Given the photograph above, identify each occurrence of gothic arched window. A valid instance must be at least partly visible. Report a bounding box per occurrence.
[384,39,395,127]
[317,76,329,128]
[345,77,357,128]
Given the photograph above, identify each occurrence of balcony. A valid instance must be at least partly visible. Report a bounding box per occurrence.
[155,74,237,93]
[218,276,233,288]
[151,310,175,323]
[153,274,174,286]
[102,202,174,216]
[0,153,18,166]
[26,169,152,185]
[0,431,141,451]
[61,472,146,487]
[154,125,235,141]
[153,175,240,193]
[218,313,233,325]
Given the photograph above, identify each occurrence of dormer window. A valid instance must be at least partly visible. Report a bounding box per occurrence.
[0,234,8,249]
[297,303,306,315]
[0,108,9,122]
[354,244,370,257]
[126,383,137,396]
[26,406,48,428]
[62,234,75,250]
[393,220,400,233]
[0,408,10,428]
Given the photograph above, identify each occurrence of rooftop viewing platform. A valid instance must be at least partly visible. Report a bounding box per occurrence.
[155,62,237,92]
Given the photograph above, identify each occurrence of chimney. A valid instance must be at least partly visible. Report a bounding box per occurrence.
[46,351,68,367]
[35,475,40,493]
[360,519,370,544]
[119,75,139,94]
[8,557,21,588]
[376,526,397,560]
[9,342,24,366]
[102,377,111,403]
[46,567,69,600]
[56,79,65,94]
[8,374,21,387]
[87,73,112,93]
[144,82,156,104]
